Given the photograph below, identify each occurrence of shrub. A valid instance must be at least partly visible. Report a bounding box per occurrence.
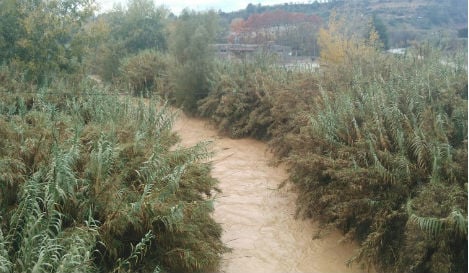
[119,50,170,97]
[197,56,320,159]
[198,59,277,139]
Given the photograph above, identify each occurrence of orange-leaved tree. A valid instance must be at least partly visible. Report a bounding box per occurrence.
[318,11,382,66]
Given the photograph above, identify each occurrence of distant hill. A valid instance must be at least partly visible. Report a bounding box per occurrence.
[219,0,468,48]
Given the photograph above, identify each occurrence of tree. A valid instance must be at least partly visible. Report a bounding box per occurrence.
[169,10,219,114]
[372,14,389,50]
[0,0,24,62]
[318,12,380,65]
[246,3,258,15]
[86,0,169,82]
[118,0,168,53]
[229,18,245,43]
[228,10,322,54]
[0,0,96,84]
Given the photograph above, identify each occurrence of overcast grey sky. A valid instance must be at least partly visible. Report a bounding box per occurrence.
[97,0,303,14]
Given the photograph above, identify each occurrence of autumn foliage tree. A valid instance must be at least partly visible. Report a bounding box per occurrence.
[229,10,322,55]
[318,12,381,65]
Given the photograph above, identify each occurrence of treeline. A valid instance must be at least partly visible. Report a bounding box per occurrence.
[219,2,338,22]
[220,0,468,49]
[0,0,95,84]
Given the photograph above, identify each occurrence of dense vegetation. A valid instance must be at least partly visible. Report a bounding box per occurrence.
[0,0,467,272]
[0,73,225,272]
[0,0,95,83]
[190,19,468,273]
[0,0,226,271]
[0,71,226,272]
[290,50,467,273]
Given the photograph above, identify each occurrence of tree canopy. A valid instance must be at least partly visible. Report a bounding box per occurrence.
[0,0,96,83]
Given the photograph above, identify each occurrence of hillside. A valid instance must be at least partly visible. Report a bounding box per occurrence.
[219,0,468,48]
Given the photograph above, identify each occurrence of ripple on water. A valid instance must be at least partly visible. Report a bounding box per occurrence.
[173,111,368,273]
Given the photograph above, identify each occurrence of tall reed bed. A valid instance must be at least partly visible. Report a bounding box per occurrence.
[0,76,225,272]
[198,57,317,142]
[290,48,467,272]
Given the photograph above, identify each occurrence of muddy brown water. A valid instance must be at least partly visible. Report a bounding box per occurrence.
[173,111,367,273]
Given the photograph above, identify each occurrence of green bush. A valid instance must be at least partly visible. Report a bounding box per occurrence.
[119,50,170,97]
[168,11,219,114]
